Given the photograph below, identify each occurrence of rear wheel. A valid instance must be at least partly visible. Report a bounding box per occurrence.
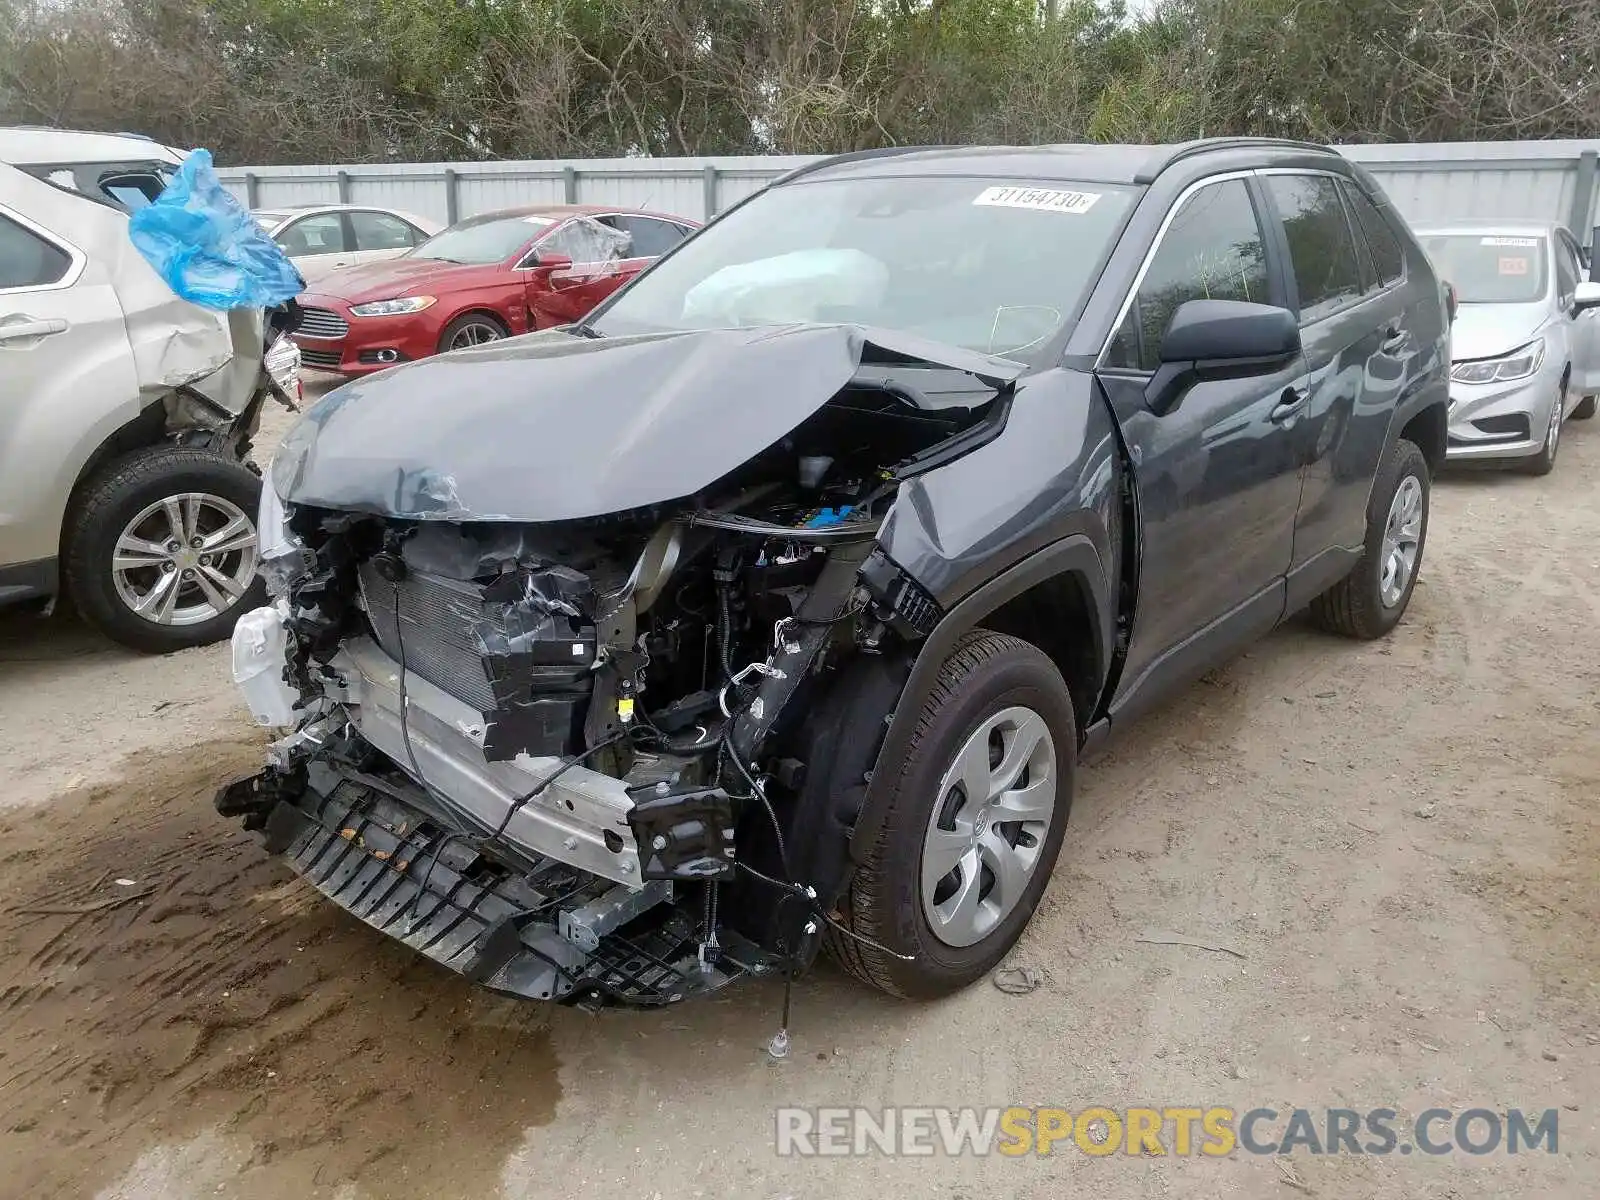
[437,312,508,353]
[825,630,1075,998]
[1309,437,1429,640]
[65,445,265,653]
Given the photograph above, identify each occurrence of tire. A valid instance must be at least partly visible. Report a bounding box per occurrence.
[1573,395,1596,421]
[437,312,509,354]
[825,630,1076,998]
[1519,374,1567,476]
[64,445,266,654]
[1308,438,1429,640]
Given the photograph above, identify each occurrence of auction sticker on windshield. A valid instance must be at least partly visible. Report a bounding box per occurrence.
[1481,237,1539,247]
[973,186,1101,214]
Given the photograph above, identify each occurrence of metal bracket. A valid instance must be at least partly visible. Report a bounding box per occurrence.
[559,879,673,952]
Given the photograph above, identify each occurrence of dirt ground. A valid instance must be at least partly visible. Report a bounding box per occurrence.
[0,383,1596,1199]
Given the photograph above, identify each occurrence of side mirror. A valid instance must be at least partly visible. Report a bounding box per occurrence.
[531,250,573,271]
[1574,280,1600,315]
[1146,299,1301,416]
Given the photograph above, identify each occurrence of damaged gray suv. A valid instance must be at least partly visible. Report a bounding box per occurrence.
[220,139,1450,1007]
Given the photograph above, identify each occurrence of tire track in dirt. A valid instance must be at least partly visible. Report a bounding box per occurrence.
[0,737,563,1200]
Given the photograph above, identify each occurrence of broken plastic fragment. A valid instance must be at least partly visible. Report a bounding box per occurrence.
[804,506,854,529]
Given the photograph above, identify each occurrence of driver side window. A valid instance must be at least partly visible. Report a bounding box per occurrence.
[1106,178,1270,371]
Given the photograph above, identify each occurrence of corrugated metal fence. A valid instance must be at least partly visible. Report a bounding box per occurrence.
[218,141,1600,243]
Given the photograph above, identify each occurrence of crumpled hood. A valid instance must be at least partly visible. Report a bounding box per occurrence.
[271,324,1022,522]
[1449,302,1548,362]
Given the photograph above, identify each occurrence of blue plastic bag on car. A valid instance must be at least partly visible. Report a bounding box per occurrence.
[128,148,304,310]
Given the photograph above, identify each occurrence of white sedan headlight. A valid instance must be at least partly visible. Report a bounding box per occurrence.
[349,295,436,317]
[1451,338,1544,385]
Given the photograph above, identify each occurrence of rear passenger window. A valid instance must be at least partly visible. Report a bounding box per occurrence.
[1342,183,1404,288]
[1105,178,1270,371]
[0,214,73,290]
[617,217,688,258]
[276,213,346,257]
[351,211,420,251]
[1265,175,1364,321]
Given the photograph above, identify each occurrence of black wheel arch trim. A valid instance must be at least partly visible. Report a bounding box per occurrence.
[842,533,1110,877]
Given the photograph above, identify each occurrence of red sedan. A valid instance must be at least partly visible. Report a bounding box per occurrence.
[290,204,699,375]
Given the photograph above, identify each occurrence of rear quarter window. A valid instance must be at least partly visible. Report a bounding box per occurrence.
[0,213,74,290]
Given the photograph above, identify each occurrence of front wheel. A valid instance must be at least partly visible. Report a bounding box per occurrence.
[1519,376,1567,476]
[64,445,266,653]
[437,312,508,354]
[1308,437,1429,640]
[826,630,1076,998]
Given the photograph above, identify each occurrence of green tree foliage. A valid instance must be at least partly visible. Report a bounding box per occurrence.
[1,0,1596,163]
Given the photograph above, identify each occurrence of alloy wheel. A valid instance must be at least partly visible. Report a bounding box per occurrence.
[111,493,259,626]
[447,321,505,350]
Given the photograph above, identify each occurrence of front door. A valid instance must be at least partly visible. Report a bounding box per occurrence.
[1095,175,1310,713]
[525,217,646,329]
[1556,228,1600,396]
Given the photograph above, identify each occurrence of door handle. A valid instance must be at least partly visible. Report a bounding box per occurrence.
[0,317,68,343]
[1270,386,1309,423]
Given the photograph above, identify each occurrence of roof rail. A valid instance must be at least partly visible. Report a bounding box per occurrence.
[1135,136,1337,183]
[769,145,954,188]
[1,125,155,142]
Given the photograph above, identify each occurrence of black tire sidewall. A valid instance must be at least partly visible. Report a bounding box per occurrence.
[437,313,509,354]
[1356,440,1430,633]
[68,448,266,653]
[1523,378,1566,474]
[874,638,1076,985]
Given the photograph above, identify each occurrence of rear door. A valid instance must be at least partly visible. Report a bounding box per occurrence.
[0,197,137,569]
[346,210,426,272]
[273,212,352,281]
[1096,174,1311,712]
[1259,171,1405,610]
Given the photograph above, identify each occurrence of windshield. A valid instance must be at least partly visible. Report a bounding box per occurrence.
[1421,234,1548,304]
[410,214,551,265]
[592,176,1138,357]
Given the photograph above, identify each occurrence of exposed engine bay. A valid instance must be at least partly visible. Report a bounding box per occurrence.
[220,325,1019,1007]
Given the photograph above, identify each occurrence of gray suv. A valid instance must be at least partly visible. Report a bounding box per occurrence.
[219,138,1451,1007]
[0,128,294,651]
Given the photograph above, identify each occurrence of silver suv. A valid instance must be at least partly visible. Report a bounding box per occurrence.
[0,128,297,651]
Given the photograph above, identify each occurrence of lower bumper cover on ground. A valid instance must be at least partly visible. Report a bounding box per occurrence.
[218,761,775,1007]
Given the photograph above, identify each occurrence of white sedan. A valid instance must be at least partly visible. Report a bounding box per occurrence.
[251,204,443,283]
